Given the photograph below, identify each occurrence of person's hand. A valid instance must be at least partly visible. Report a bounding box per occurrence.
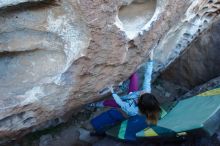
[149,50,154,61]
[109,86,115,94]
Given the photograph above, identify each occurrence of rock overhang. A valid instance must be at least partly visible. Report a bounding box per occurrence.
[0,0,219,140]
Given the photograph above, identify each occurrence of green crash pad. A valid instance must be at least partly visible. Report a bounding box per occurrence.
[136,125,176,138]
[106,115,147,141]
[157,88,220,135]
[107,88,220,141]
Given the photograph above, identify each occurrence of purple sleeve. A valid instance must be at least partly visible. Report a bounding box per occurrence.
[128,72,139,93]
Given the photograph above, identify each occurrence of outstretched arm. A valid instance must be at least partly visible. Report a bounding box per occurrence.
[142,61,153,93]
[112,93,138,116]
[110,87,138,116]
[142,50,154,93]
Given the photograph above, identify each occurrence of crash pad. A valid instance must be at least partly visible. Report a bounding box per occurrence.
[106,115,147,141]
[158,87,220,135]
[136,125,176,138]
[107,88,220,141]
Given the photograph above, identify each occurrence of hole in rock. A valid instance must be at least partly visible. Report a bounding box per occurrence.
[118,0,157,39]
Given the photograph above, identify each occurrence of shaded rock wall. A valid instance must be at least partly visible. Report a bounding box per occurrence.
[0,0,219,140]
[164,19,220,88]
[153,17,220,100]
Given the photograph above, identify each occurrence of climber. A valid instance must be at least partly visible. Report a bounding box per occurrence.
[110,50,162,125]
[110,50,156,117]
[91,50,154,111]
[90,50,161,136]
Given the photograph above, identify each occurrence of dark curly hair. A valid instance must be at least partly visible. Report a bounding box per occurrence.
[138,93,161,125]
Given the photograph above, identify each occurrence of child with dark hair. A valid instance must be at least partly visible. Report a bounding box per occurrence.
[90,50,161,136]
[138,93,161,125]
[110,50,155,117]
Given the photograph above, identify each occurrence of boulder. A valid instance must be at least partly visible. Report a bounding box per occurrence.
[0,0,219,139]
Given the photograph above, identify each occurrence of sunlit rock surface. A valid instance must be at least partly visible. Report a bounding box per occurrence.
[154,0,220,75]
[0,0,219,140]
[118,0,157,39]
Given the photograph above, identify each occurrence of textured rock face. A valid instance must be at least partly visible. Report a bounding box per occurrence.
[0,0,219,139]
[0,0,91,138]
[159,19,220,89]
[152,14,220,100]
[153,0,220,75]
